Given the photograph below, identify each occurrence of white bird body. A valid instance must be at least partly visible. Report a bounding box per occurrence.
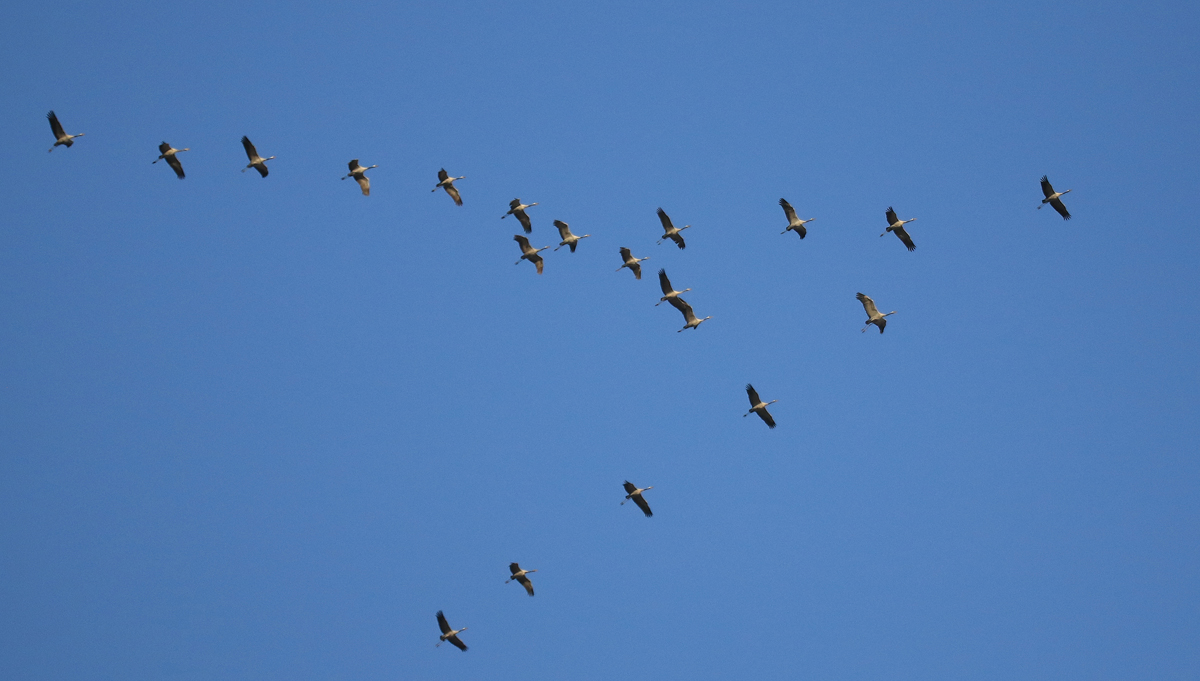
[857,292,896,334]
[617,247,648,279]
[46,111,83,152]
[240,136,274,177]
[342,159,377,196]
[433,168,465,205]
[553,220,590,252]
[153,141,190,179]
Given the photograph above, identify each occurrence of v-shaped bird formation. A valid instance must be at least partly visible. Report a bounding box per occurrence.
[40,107,1080,655]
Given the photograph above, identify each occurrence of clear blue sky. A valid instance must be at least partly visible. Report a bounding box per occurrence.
[2,1,1199,679]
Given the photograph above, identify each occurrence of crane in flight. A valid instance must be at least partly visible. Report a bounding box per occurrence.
[506,563,537,596]
[622,481,654,517]
[153,142,189,179]
[342,159,376,196]
[743,384,777,428]
[503,199,538,233]
[432,169,465,205]
[655,269,690,306]
[240,136,274,177]
[617,248,649,279]
[667,296,711,332]
[779,198,813,238]
[857,292,896,334]
[435,611,468,651]
[553,220,590,252]
[514,235,548,274]
[1038,176,1072,219]
[46,111,84,152]
[882,207,916,251]
[656,208,690,249]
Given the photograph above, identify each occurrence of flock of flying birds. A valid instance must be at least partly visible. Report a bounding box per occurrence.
[43,108,1077,652]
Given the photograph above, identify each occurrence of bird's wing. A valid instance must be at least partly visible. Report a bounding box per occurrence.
[623,481,637,494]
[886,207,898,225]
[509,562,521,574]
[633,494,653,517]
[438,168,449,182]
[657,208,674,231]
[355,174,370,196]
[517,575,534,596]
[159,141,171,155]
[513,234,531,250]
[758,408,777,429]
[241,136,258,160]
[255,163,269,178]
[448,635,467,651]
[669,296,695,321]
[857,293,879,317]
[47,111,66,138]
[631,262,642,279]
[780,198,797,222]
[532,254,544,274]
[894,226,916,251]
[348,159,360,172]
[510,198,521,210]
[1040,176,1054,199]
[446,184,462,205]
[877,317,887,333]
[554,220,571,239]
[437,611,451,634]
[658,269,673,295]
[746,384,761,407]
[620,247,632,261]
[516,211,532,233]
[670,232,686,249]
[167,155,185,179]
[1051,198,1071,220]
[569,242,577,252]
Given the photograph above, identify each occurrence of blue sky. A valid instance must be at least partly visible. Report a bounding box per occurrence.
[2,1,1199,679]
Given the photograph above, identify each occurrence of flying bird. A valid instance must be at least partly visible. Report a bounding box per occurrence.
[857,292,896,334]
[656,208,690,249]
[743,384,777,429]
[506,563,537,597]
[667,296,711,332]
[617,247,649,279]
[621,481,654,517]
[503,199,538,233]
[342,159,376,196]
[882,207,916,251]
[779,198,813,238]
[435,611,468,651]
[514,234,548,274]
[655,269,691,306]
[153,141,189,179]
[553,220,590,252]
[433,168,464,205]
[240,136,274,177]
[46,111,84,152]
[1038,175,1072,219]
